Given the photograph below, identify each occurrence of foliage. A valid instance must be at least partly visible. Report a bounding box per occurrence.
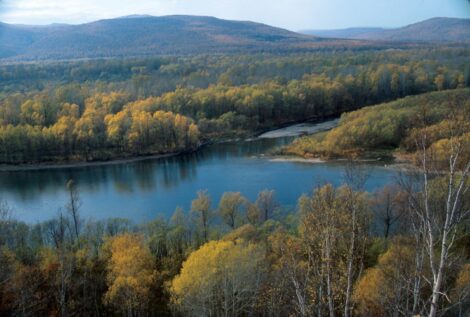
[1,48,470,163]
[103,234,156,316]
[286,88,470,160]
[0,179,468,316]
[170,239,265,316]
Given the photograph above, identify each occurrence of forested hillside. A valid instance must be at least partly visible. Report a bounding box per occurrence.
[0,15,367,61]
[302,17,470,42]
[0,48,469,163]
[284,89,470,164]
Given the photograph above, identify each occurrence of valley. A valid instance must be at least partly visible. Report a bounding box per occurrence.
[0,10,469,317]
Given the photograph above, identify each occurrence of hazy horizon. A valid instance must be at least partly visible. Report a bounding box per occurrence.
[0,0,469,31]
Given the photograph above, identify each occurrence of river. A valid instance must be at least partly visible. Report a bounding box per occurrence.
[1,120,399,223]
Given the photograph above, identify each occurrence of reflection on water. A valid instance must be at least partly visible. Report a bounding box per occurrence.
[0,135,398,223]
[0,138,290,201]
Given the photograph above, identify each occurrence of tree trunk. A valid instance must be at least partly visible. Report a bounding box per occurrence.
[344,190,356,317]
[326,237,335,317]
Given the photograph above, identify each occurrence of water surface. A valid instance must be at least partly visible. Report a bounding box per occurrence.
[0,121,399,223]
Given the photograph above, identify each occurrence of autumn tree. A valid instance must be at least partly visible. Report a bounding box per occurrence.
[451,264,470,317]
[403,105,470,317]
[353,239,428,316]
[191,190,212,243]
[268,229,313,317]
[167,207,191,256]
[170,239,266,316]
[105,109,131,150]
[218,192,247,229]
[103,233,156,317]
[298,184,370,317]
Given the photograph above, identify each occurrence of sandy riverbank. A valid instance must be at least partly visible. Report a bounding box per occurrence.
[258,119,339,138]
[269,157,325,164]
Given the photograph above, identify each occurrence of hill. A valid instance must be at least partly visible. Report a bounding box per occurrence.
[301,17,470,42]
[301,27,386,39]
[0,15,350,61]
[284,89,470,161]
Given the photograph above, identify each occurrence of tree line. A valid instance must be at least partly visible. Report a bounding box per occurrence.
[0,92,200,163]
[1,50,469,163]
[2,48,468,96]
[0,127,468,316]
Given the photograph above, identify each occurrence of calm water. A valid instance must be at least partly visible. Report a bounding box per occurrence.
[1,125,399,223]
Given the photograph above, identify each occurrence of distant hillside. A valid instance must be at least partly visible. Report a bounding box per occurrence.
[301,27,386,39]
[0,15,349,61]
[302,17,470,42]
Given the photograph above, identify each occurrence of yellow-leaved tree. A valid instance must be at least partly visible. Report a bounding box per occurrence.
[103,234,156,317]
[353,240,429,316]
[170,239,266,316]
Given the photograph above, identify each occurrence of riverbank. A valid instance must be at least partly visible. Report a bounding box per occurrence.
[269,157,325,163]
[3,131,400,224]
[270,146,425,174]
[274,149,397,164]
[269,154,394,165]
[0,151,187,172]
[258,119,339,139]
[0,118,340,172]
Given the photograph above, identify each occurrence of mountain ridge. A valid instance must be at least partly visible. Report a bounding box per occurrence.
[1,15,466,62]
[0,15,324,61]
[301,17,470,42]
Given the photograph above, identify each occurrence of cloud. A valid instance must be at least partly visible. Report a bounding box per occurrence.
[0,0,469,29]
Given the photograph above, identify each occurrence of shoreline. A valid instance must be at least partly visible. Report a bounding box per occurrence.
[0,118,340,172]
[258,119,339,139]
[268,155,394,165]
[269,156,325,164]
[0,151,185,172]
[272,151,421,170]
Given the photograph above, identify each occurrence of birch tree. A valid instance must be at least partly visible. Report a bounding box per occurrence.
[405,107,469,317]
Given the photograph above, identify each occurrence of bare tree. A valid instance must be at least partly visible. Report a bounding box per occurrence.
[342,161,370,317]
[343,159,369,191]
[404,107,469,317]
[372,185,406,238]
[218,192,247,229]
[66,179,82,243]
[256,189,278,222]
[270,229,312,317]
[45,213,74,317]
[0,200,13,246]
[191,190,212,243]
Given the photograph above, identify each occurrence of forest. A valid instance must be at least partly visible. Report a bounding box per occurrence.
[284,88,470,165]
[0,139,468,316]
[0,48,470,163]
[0,45,469,317]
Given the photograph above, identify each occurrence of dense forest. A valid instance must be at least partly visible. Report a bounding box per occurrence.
[0,140,468,316]
[284,89,470,164]
[1,48,470,163]
[0,41,469,317]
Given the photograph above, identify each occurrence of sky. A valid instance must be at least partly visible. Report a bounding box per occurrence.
[0,0,469,31]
